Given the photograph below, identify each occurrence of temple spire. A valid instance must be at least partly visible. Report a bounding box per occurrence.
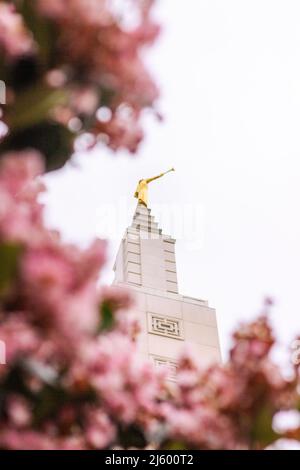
[114,203,178,293]
[113,199,221,379]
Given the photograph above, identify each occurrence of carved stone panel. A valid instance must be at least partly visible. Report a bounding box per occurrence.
[147,313,184,340]
[151,355,178,381]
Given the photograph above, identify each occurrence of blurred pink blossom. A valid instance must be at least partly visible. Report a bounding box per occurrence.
[0,3,35,59]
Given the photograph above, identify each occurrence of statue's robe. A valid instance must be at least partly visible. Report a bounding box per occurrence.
[134,179,148,207]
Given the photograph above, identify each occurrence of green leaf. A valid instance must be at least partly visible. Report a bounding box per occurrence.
[118,424,147,449]
[14,0,56,68]
[160,440,189,450]
[0,121,75,172]
[250,405,280,448]
[7,84,68,131]
[33,384,67,427]
[99,302,115,332]
[0,242,22,297]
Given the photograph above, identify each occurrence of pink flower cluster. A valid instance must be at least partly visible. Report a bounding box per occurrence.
[162,317,297,449]
[37,0,160,152]
[73,332,166,424]
[0,151,165,449]
[0,150,45,244]
[0,0,160,155]
[0,150,107,352]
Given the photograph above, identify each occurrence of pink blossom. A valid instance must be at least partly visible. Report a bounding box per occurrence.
[6,395,32,428]
[37,0,113,26]
[0,150,44,196]
[85,408,116,449]
[21,245,74,292]
[0,429,57,450]
[74,332,165,425]
[99,285,133,313]
[95,110,144,153]
[20,240,106,346]
[0,3,35,59]
[0,315,41,365]
[0,151,46,244]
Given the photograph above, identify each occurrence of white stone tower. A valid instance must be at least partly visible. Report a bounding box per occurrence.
[113,203,221,380]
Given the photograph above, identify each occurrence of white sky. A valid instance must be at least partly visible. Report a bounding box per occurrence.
[44,0,300,359]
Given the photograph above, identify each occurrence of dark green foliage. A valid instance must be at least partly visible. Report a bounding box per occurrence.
[0,243,22,298]
[0,121,75,172]
[99,301,115,332]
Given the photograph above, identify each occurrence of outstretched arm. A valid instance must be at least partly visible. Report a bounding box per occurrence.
[146,168,175,184]
[146,173,164,184]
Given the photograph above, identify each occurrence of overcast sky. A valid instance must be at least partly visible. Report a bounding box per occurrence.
[44,0,300,359]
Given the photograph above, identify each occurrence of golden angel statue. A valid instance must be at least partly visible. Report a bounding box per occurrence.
[134,168,175,207]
